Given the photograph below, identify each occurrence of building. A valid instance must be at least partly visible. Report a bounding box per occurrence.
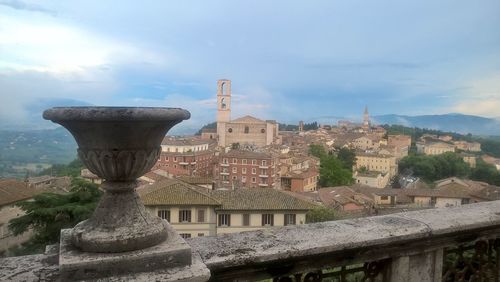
[215,79,279,147]
[453,141,481,152]
[362,106,370,131]
[153,137,217,177]
[354,171,390,189]
[281,168,319,192]
[461,153,477,168]
[210,188,316,234]
[139,178,316,238]
[403,177,486,208]
[139,178,220,238]
[354,152,398,177]
[217,149,277,188]
[388,135,412,148]
[0,179,35,255]
[200,128,217,140]
[81,169,102,184]
[416,140,455,155]
[318,186,374,212]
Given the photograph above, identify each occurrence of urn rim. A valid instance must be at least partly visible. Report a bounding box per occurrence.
[43,107,190,122]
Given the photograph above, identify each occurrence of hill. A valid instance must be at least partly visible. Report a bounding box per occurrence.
[372,113,500,136]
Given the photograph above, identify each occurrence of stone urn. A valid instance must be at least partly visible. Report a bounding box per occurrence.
[43,107,190,253]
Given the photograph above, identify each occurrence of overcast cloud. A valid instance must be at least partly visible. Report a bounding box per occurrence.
[1,0,499,133]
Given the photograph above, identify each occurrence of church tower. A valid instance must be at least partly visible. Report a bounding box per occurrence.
[216,79,231,146]
[362,106,370,131]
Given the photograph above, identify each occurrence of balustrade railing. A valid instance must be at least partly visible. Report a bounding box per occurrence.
[2,200,500,281]
[188,200,500,282]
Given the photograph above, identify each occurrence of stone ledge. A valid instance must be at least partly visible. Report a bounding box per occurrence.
[188,201,500,278]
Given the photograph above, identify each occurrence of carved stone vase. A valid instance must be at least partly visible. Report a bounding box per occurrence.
[43,107,190,253]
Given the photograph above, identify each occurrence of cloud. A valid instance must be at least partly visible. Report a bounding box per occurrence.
[0,0,57,16]
[449,74,500,117]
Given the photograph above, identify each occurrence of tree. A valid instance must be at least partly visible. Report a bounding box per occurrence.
[309,144,327,159]
[470,160,500,186]
[8,178,102,255]
[337,147,356,170]
[38,158,83,177]
[306,207,336,223]
[399,152,471,182]
[309,145,353,187]
[319,157,354,187]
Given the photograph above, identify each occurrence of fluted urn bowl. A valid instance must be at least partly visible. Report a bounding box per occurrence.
[43,107,190,253]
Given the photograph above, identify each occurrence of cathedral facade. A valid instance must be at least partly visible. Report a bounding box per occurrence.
[215,79,279,147]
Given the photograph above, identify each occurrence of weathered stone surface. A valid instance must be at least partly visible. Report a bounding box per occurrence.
[59,223,192,281]
[188,200,500,279]
[71,182,167,253]
[0,254,59,281]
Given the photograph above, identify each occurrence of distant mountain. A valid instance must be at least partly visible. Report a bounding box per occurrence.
[371,113,500,136]
[0,98,92,131]
[0,127,77,178]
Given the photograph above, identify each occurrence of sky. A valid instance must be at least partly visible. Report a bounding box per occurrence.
[0,0,499,134]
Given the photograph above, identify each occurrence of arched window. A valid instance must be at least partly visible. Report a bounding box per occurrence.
[244,126,249,134]
[221,98,226,109]
[228,128,233,133]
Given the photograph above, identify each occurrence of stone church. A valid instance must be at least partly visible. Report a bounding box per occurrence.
[215,79,279,147]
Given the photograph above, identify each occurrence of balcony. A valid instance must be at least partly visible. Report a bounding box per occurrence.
[179,161,189,165]
[3,201,500,281]
[258,183,269,187]
[259,165,269,169]
[259,174,269,178]
[221,163,229,167]
[220,172,229,175]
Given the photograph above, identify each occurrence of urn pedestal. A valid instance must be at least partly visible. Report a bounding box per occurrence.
[43,107,210,280]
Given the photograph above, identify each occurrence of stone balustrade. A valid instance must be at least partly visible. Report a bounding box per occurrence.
[2,200,500,281]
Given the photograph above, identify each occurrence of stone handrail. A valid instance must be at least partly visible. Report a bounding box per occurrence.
[2,200,500,281]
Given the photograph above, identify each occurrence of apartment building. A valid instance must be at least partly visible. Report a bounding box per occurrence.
[153,138,217,177]
[217,149,277,188]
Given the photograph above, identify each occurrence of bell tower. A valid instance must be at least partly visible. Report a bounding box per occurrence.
[216,79,231,146]
[217,79,231,123]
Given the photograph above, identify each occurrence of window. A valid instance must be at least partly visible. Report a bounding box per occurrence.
[179,210,192,223]
[252,177,256,183]
[197,209,205,223]
[261,128,266,133]
[242,176,247,183]
[174,157,177,162]
[252,168,256,174]
[260,169,268,175]
[284,214,296,226]
[232,158,237,164]
[232,176,237,180]
[165,156,169,161]
[223,158,228,164]
[157,210,171,222]
[262,160,267,166]
[252,160,257,165]
[228,128,233,133]
[232,167,237,173]
[244,126,249,134]
[197,233,205,237]
[262,214,274,226]
[242,168,247,174]
[180,233,191,239]
[218,214,231,226]
[243,214,250,226]
[380,196,388,200]
[242,159,247,165]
